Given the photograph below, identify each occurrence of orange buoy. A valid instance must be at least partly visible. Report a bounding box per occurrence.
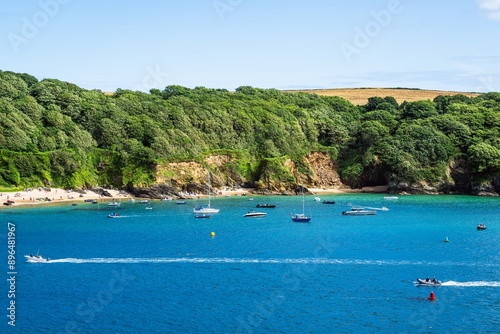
[428,292,436,301]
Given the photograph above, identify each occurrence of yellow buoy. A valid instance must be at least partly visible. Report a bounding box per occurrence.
[210,232,215,237]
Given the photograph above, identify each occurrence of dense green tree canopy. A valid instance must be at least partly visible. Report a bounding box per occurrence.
[0,70,499,190]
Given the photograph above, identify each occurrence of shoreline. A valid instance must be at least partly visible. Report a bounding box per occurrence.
[0,188,132,208]
[0,185,390,209]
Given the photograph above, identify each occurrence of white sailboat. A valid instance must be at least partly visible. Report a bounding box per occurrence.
[290,185,311,223]
[193,172,220,214]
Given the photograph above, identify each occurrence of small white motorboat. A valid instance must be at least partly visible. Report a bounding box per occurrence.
[244,210,267,218]
[342,208,376,216]
[25,253,50,263]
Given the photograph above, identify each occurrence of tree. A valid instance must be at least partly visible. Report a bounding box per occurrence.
[400,100,438,119]
[359,120,389,147]
[468,143,500,172]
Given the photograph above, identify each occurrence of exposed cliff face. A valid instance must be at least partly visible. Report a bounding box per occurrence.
[135,154,498,198]
[305,152,342,188]
[150,152,343,196]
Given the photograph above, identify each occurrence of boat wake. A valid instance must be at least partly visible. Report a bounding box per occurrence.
[39,257,425,264]
[441,281,500,287]
[37,257,500,269]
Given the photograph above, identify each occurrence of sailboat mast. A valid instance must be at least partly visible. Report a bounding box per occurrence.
[207,172,211,208]
[302,185,305,214]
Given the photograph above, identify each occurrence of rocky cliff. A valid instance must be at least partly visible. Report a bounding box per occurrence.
[127,153,499,198]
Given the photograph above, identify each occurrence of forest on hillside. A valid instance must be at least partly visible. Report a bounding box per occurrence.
[1,70,500,192]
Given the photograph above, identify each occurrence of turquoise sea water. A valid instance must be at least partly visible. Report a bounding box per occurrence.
[1,194,499,333]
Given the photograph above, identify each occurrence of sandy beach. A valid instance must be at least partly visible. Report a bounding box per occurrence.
[308,185,389,194]
[0,188,133,208]
[0,185,389,208]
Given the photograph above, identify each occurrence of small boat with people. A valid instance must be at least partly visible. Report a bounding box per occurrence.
[244,210,267,218]
[107,213,120,218]
[107,201,121,207]
[477,224,487,230]
[256,203,276,208]
[322,200,336,204]
[416,277,441,286]
[25,253,50,263]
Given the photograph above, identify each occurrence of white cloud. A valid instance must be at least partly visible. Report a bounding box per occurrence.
[477,0,500,20]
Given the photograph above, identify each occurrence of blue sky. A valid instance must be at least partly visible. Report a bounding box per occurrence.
[1,0,499,93]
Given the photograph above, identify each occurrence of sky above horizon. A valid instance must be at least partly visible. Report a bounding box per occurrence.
[1,0,500,93]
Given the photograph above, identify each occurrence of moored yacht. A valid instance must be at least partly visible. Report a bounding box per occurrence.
[244,210,267,218]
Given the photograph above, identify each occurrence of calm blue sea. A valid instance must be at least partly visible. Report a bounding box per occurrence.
[1,194,499,333]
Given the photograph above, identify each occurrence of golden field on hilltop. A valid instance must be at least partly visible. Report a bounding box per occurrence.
[285,88,480,105]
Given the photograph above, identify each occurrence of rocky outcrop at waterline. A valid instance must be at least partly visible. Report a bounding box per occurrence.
[125,153,499,198]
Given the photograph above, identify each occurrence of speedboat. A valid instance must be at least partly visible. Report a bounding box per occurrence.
[255,204,276,208]
[342,208,376,216]
[477,224,487,230]
[322,200,336,204]
[25,254,50,263]
[244,210,267,218]
[384,196,398,200]
[107,213,120,218]
[107,201,121,207]
[416,278,441,286]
